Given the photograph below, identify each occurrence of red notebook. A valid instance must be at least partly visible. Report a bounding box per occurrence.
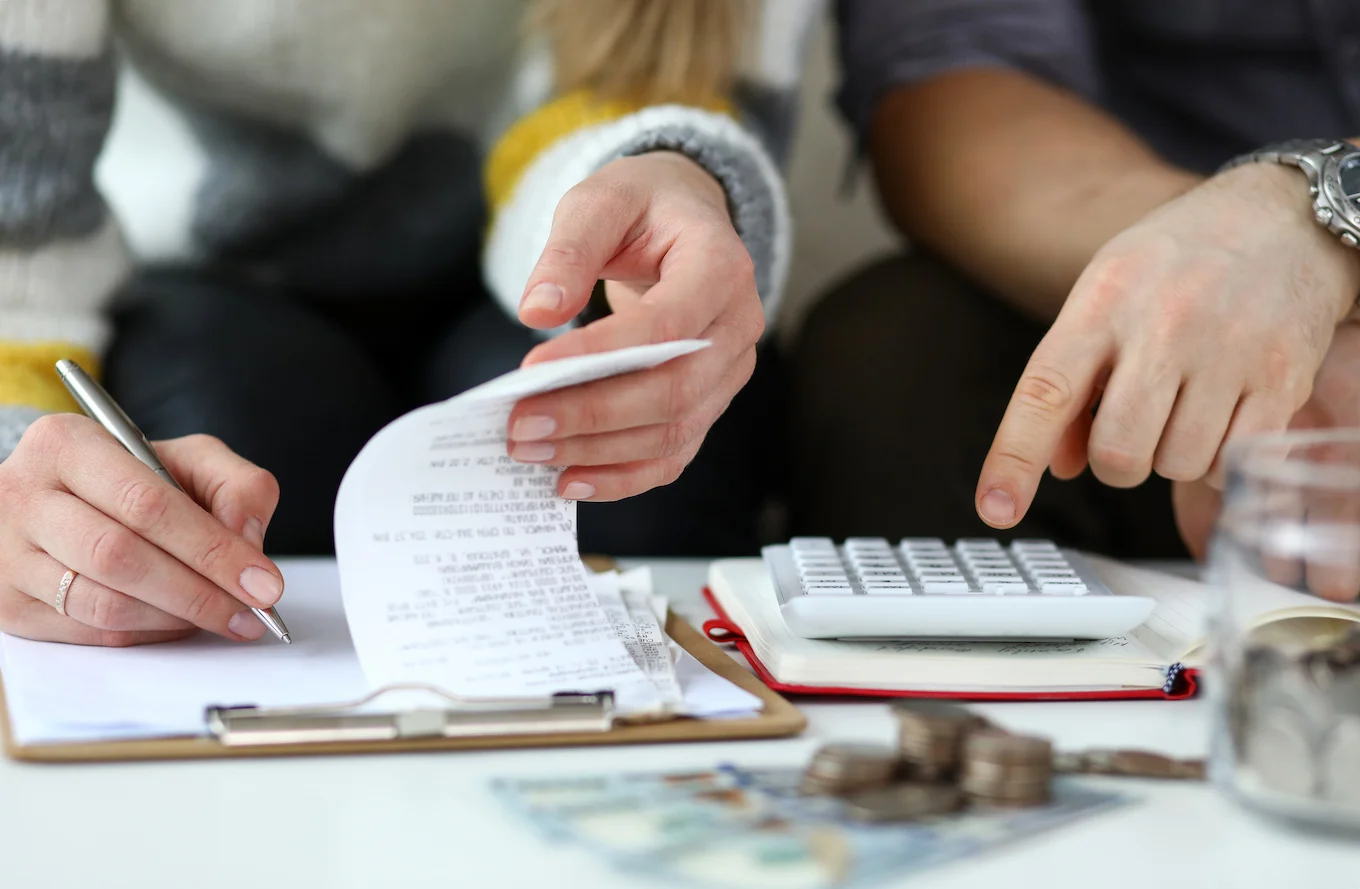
[701,558,1207,702]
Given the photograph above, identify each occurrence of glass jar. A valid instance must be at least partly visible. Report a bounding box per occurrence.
[1209,429,1360,835]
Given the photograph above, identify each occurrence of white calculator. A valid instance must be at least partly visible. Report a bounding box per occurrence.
[762,537,1156,640]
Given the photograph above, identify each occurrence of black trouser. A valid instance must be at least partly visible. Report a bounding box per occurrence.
[104,268,784,557]
[789,252,1188,559]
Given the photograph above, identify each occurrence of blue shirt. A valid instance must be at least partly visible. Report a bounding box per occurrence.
[836,0,1360,173]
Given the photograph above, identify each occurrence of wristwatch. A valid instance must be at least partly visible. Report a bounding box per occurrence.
[1221,139,1360,249]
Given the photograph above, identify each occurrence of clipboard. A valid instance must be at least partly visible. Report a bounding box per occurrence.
[0,610,806,763]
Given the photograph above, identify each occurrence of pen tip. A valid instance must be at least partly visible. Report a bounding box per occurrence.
[281,634,292,644]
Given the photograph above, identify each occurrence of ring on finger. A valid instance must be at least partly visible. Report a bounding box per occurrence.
[54,568,77,616]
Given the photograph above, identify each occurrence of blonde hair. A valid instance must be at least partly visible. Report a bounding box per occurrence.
[528,0,752,105]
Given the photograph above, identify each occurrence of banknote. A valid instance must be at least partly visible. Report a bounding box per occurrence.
[492,765,1129,887]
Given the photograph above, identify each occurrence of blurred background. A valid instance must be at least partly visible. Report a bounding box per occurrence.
[94,8,898,344]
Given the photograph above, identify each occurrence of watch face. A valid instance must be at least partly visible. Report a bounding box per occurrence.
[1340,155,1360,209]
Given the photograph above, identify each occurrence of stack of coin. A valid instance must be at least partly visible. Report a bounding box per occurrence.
[959,730,1053,807]
[800,743,900,796]
[843,782,966,823]
[893,700,988,781]
[1053,749,1206,780]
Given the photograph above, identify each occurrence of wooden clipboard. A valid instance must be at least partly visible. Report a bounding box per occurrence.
[0,610,806,763]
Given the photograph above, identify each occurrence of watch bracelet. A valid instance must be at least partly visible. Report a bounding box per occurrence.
[1218,138,1348,174]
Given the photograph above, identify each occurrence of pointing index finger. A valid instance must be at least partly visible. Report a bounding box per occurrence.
[977,324,1112,528]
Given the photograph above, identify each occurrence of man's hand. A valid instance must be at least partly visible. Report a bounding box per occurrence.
[0,420,284,645]
[977,162,1360,529]
[1173,318,1360,601]
[507,152,764,501]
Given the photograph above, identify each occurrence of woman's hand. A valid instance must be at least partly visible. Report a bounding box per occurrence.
[505,151,764,501]
[0,417,285,645]
[976,162,1360,529]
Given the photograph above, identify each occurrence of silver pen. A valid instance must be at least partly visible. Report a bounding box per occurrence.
[54,359,292,643]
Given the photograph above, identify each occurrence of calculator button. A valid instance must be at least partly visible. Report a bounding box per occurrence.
[1011,540,1059,553]
[956,539,1003,551]
[922,579,972,593]
[791,537,836,549]
[1039,580,1087,595]
[802,583,854,595]
[796,560,845,571]
[980,581,1031,594]
[862,582,912,594]
[1021,561,1070,572]
[908,557,953,568]
[900,538,947,552]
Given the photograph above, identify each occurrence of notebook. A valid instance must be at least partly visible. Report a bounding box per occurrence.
[703,556,1360,700]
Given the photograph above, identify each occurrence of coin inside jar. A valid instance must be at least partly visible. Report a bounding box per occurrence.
[1320,715,1360,804]
[844,783,967,823]
[1244,712,1318,797]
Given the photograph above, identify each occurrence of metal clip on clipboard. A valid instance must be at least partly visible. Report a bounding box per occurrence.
[206,684,616,748]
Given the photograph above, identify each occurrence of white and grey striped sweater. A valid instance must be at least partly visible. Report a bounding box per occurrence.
[0,0,819,457]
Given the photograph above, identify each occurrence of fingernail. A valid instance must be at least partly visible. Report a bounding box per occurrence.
[511,415,557,441]
[562,481,596,500]
[979,488,1016,526]
[239,566,283,607]
[228,610,267,641]
[243,516,265,550]
[520,282,563,314]
[510,441,556,463]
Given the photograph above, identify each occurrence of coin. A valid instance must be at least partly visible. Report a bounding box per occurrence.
[963,730,1052,765]
[844,782,967,823]
[959,731,1052,807]
[1062,749,1207,781]
[1244,709,1317,797]
[1320,715,1360,804]
[894,700,988,780]
[801,743,900,796]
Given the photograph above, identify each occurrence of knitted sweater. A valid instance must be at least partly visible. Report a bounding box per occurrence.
[0,0,819,458]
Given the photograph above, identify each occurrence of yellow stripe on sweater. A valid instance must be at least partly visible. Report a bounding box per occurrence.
[0,342,101,413]
[484,90,733,216]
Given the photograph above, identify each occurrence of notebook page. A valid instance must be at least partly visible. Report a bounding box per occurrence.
[1082,556,1214,663]
[1111,556,1360,659]
[334,341,708,709]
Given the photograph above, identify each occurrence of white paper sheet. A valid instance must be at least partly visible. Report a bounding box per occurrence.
[333,341,707,710]
[590,571,683,710]
[0,563,761,744]
[0,560,368,745]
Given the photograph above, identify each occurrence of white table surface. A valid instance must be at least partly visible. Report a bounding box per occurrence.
[2,558,1356,889]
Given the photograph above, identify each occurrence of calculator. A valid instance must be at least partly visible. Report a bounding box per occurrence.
[762,537,1156,640]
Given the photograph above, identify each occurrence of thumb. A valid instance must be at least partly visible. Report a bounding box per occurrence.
[518,179,645,329]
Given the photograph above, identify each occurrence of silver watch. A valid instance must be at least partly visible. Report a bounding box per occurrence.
[1221,139,1360,249]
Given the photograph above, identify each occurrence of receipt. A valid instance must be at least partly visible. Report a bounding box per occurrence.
[333,341,708,709]
[591,571,683,709]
